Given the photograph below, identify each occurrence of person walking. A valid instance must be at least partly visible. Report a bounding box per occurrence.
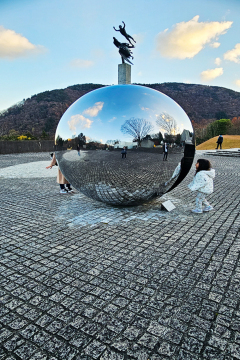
[188,159,215,214]
[216,135,223,149]
[77,144,80,156]
[121,146,127,159]
[46,153,74,194]
[163,142,168,161]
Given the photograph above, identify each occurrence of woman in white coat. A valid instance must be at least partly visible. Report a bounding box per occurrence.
[188,159,215,214]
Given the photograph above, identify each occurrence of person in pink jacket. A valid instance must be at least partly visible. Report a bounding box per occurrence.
[46,153,74,194]
[188,159,215,214]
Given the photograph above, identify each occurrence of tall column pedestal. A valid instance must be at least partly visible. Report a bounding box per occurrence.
[118,63,131,84]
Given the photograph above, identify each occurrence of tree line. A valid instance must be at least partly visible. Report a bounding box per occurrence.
[0,129,50,141]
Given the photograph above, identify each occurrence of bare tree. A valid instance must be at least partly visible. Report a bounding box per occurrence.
[121,118,154,146]
[156,112,178,135]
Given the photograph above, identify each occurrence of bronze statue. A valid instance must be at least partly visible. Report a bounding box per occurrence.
[113,21,136,65]
[113,37,134,65]
[113,21,136,46]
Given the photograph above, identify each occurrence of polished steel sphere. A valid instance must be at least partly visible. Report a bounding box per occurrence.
[55,84,195,205]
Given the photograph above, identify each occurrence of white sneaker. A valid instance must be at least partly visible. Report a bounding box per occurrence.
[192,208,203,214]
[66,188,74,193]
[60,189,68,194]
[203,205,214,212]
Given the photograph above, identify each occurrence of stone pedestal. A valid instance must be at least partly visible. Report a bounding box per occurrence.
[118,63,131,84]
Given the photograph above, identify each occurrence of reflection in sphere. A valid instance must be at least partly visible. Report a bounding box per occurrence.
[55,84,195,206]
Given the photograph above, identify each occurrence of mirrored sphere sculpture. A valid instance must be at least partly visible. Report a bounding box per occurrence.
[55,84,195,205]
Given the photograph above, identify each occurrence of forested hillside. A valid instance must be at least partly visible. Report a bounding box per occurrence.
[0,82,240,139]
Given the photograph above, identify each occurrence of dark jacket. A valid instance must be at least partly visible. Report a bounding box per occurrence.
[163,144,168,153]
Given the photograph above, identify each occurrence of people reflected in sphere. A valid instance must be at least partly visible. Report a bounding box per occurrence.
[163,142,168,161]
[121,146,127,159]
[165,157,184,186]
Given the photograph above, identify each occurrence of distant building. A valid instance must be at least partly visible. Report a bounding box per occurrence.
[181,129,192,142]
[106,139,119,145]
[141,139,155,148]
[114,141,137,149]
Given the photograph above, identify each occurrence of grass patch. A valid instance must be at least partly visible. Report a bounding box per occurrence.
[196,135,240,150]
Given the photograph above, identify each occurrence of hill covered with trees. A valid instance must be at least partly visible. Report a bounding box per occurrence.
[0,82,240,140]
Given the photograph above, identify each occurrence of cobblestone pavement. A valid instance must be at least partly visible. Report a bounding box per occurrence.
[0,151,240,360]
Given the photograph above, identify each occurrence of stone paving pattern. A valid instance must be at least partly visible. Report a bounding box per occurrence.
[0,151,240,360]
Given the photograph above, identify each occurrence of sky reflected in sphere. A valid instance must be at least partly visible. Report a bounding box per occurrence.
[56,84,193,145]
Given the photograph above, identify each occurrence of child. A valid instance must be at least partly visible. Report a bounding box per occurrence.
[121,146,127,159]
[188,159,215,214]
[46,153,74,194]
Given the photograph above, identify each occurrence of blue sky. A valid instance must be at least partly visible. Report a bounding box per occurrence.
[0,0,240,111]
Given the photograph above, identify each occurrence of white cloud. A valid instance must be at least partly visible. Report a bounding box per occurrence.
[83,102,104,117]
[0,26,44,58]
[210,42,221,48]
[215,57,221,65]
[68,114,93,134]
[109,117,116,122]
[70,59,94,68]
[156,15,232,59]
[235,79,240,87]
[224,43,240,63]
[201,67,223,81]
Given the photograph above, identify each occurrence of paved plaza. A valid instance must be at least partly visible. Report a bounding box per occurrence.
[0,151,240,360]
